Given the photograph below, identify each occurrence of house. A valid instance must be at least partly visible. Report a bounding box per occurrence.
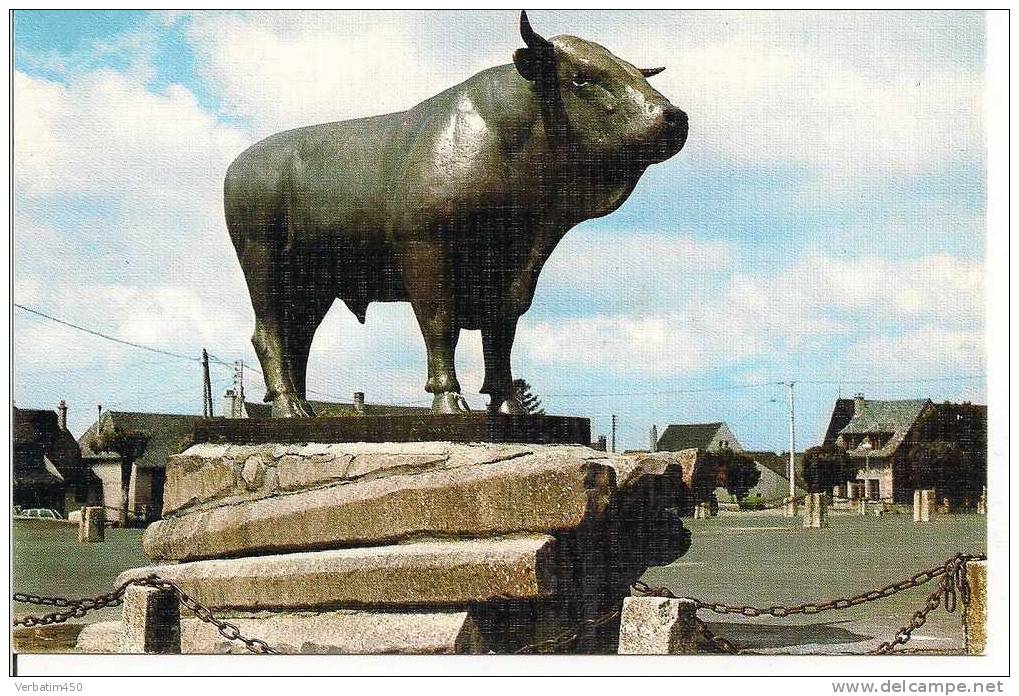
[821,393,988,504]
[79,411,204,525]
[13,402,95,514]
[654,422,804,504]
[742,451,808,504]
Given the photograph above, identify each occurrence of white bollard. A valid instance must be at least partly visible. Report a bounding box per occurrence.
[803,493,828,528]
[914,489,934,522]
[618,597,700,654]
[78,506,105,543]
[120,584,181,654]
[963,560,987,655]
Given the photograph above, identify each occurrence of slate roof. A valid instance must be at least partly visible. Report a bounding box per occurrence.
[79,411,203,470]
[13,407,82,480]
[745,450,808,491]
[656,423,724,452]
[833,399,931,459]
[243,400,431,419]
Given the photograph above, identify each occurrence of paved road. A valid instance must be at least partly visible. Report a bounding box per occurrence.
[640,511,986,654]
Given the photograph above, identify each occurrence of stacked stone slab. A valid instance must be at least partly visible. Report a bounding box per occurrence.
[80,442,706,655]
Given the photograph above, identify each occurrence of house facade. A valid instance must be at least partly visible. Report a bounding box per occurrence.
[821,394,987,504]
[13,402,95,514]
[79,411,204,525]
[655,422,804,504]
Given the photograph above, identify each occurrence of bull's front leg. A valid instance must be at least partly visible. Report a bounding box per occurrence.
[399,238,470,414]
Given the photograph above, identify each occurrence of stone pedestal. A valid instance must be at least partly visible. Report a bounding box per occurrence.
[803,493,828,528]
[81,442,712,655]
[913,489,934,522]
[617,597,699,654]
[693,502,710,519]
[964,560,987,655]
[77,506,104,543]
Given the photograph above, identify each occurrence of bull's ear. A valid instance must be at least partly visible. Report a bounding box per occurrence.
[640,67,666,78]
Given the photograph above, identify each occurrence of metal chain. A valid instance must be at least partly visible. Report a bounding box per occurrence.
[13,575,277,655]
[15,553,982,656]
[633,552,984,656]
[514,608,622,654]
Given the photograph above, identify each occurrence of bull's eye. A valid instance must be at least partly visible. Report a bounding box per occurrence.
[571,73,592,88]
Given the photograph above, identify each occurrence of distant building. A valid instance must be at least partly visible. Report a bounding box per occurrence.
[79,411,204,525]
[223,389,431,419]
[656,422,742,453]
[13,402,95,514]
[655,422,804,504]
[821,394,988,503]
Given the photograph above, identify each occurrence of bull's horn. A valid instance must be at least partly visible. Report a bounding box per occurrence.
[520,10,552,49]
[640,67,666,78]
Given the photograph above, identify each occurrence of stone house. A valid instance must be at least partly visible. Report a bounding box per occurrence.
[654,422,805,504]
[13,402,94,514]
[821,394,987,504]
[79,411,204,526]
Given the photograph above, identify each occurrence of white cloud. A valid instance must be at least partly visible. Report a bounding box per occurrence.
[519,252,984,378]
[845,328,985,378]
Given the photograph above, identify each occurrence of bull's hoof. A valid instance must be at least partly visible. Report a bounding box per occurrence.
[271,394,316,418]
[431,392,471,414]
[490,396,527,415]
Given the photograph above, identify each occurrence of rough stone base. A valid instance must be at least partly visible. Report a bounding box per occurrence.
[617,597,699,654]
[76,610,484,655]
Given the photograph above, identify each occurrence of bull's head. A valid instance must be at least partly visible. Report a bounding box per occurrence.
[513,10,687,164]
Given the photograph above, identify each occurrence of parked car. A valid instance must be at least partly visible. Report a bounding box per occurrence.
[14,508,64,521]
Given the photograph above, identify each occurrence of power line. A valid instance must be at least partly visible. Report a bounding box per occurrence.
[15,303,199,363]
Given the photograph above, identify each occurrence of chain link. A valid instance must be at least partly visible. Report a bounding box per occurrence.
[633,552,985,656]
[13,575,277,655]
[15,553,983,656]
[514,608,622,654]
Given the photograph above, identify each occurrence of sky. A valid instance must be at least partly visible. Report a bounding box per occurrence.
[12,10,987,451]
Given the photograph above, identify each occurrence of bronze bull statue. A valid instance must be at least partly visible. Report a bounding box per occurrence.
[225,11,687,417]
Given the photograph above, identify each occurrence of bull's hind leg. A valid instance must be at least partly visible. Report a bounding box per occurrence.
[481,318,526,415]
[239,241,316,418]
[398,239,470,414]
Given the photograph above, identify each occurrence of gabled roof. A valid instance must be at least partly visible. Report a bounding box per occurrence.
[656,422,724,452]
[79,411,203,470]
[745,450,808,491]
[835,398,931,458]
[838,399,930,435]
[13,407,82,479]
[242,400,431,419]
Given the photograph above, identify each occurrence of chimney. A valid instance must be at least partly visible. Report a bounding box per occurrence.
[596,435,607,452]
[649,424,658,452]
[222,388,246,419]
[353,391,365,414]
[853,393,865,417]
[57,400,68,431]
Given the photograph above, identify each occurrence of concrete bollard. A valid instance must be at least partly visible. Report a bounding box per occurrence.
[803,493,828,528]
[783,497,798,518]
[913,489,934,522]
[857,498,867,516]
[963,560,987,655]
[693,502,710,519]
[977,487,987,515]
[78,506,105,543]
[618,596,700,654]
[120,584,181,654]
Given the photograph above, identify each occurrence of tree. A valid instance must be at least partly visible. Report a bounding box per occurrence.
[704,449,761,502]
[512,378,545,415]
[802,444,856,495]
[907,441,982,508]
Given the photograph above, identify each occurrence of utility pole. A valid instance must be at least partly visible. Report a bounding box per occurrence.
[786,381,797,517]
[611,414,618,453]
[201,349,213,417]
